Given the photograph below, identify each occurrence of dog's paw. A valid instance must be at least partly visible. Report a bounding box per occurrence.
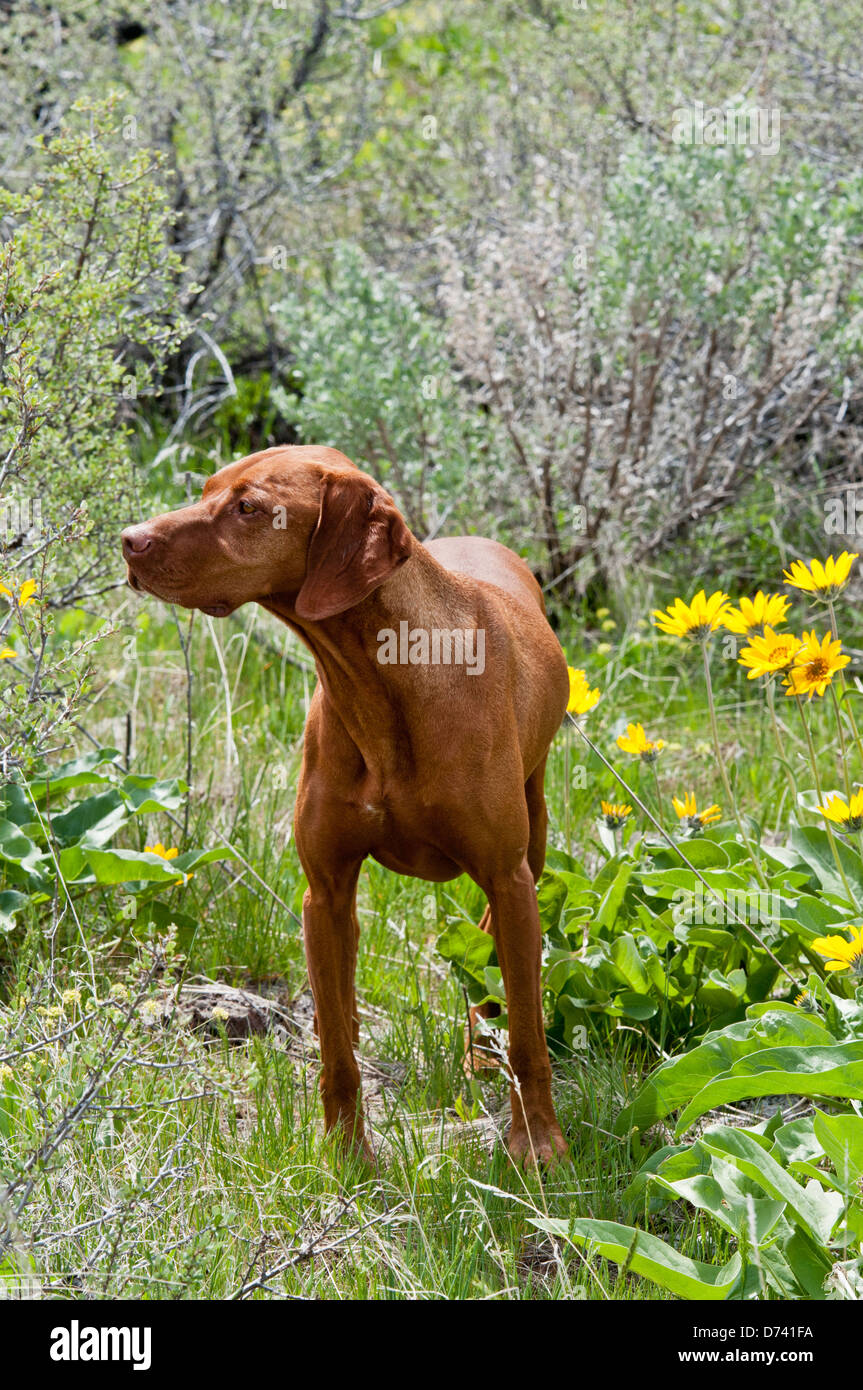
[507,1120,569,1169]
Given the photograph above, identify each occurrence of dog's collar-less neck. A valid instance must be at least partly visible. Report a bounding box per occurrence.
[261,546,465,781]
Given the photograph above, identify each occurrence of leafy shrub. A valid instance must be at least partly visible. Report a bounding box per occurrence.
[0,747,234,970]
[270,242,490,535]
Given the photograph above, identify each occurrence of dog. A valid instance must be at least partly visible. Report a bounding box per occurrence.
[122,446,569,1166]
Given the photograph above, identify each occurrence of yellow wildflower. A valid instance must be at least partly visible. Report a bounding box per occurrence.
[672,791,722,832]
[566,666,600,716]
[600,801,632,830]
[652,590,731,641]
[738,626,803,680]
[816,790,863,834]
[783,630,850,699]
[811,924,863,974]
[723,591,790,635]
[783,551,858,598]
[616,722,665,763]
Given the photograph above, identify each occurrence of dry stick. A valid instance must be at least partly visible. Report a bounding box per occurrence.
[566,715,800,987]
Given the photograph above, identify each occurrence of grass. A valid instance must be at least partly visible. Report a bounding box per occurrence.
[2,555,857,1299]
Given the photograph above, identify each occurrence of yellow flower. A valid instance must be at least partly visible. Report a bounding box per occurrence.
[595,607,610,620]
[783,630,850,700]
[672,790,722,832]
[567,666,600,716]
[0,577,38,607]
[600,800,632,829]
[722,591,790,635]
[616,722,665,763]
[811,924,863,974]
[816,790,863,834]
[0,647,16,660]
[144,841,191,884]
[738,626,803,680]
[783,551,858,598]
[652,590,730,641]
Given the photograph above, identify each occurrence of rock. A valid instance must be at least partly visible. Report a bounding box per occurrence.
[159,980,294,1042]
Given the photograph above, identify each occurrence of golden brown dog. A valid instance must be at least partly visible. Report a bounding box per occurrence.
[122,446,569,1166]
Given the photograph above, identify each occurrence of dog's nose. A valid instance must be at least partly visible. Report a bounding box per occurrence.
[122,525,155,556]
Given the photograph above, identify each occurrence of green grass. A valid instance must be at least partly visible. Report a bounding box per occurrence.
[2,565,858,1299]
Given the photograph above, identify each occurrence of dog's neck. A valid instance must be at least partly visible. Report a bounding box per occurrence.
[260,544,468,778]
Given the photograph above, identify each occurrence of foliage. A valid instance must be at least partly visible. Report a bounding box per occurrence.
[270,243,489,534]
[0,96,188,771]
[0,746,234,961]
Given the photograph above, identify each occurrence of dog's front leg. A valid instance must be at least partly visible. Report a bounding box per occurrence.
[302,862,370,1161]
[485,858,568,1167]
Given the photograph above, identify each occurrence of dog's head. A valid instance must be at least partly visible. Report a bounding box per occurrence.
[122,446,413,621]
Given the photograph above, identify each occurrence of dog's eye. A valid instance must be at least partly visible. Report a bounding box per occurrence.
[237,500,256,515]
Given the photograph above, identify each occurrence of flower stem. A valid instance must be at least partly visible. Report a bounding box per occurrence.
[829,682,853,803]
[701,640,768,888]
[827,596,863,770]
[766,678,800,825]
[650,760,666,832]
[793,690,860,911]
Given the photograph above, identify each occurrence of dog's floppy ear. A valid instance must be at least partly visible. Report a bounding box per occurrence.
[295,473,413,621]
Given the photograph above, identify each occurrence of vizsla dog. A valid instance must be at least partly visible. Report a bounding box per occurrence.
[122,446,569,1166]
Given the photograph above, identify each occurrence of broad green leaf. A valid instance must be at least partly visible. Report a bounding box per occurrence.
[49,790,128,847]
[789,825,863,906]
[674,1043,863,1137]
[26,748,123,799]
[121,774,188,814]
[533,1217,742,1300]
[437,918,494,978]
[0,819,43,872]
[698,1126,844,1246]
[0,890,28,933]
[595,861,634,931]
[648,1154,785,1244]
[615,1008,836,1135]
[813,1108,863,1190]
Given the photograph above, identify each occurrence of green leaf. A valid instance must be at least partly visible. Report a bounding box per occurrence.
[615,1008,836,1135]
[0,818,43,872]
[595,860,634,931]
[26,748,123,799]
[790,825,863,905]
[674,1043,863,1137]
[648,1152,785,1244]
[49,790,128,847]
[436,918,494,979]
[533,1217,742,1300]
[120,774,187,814]
[698,1126,844,1246]
[0,889,28,933]
[813,1108,863,1190]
